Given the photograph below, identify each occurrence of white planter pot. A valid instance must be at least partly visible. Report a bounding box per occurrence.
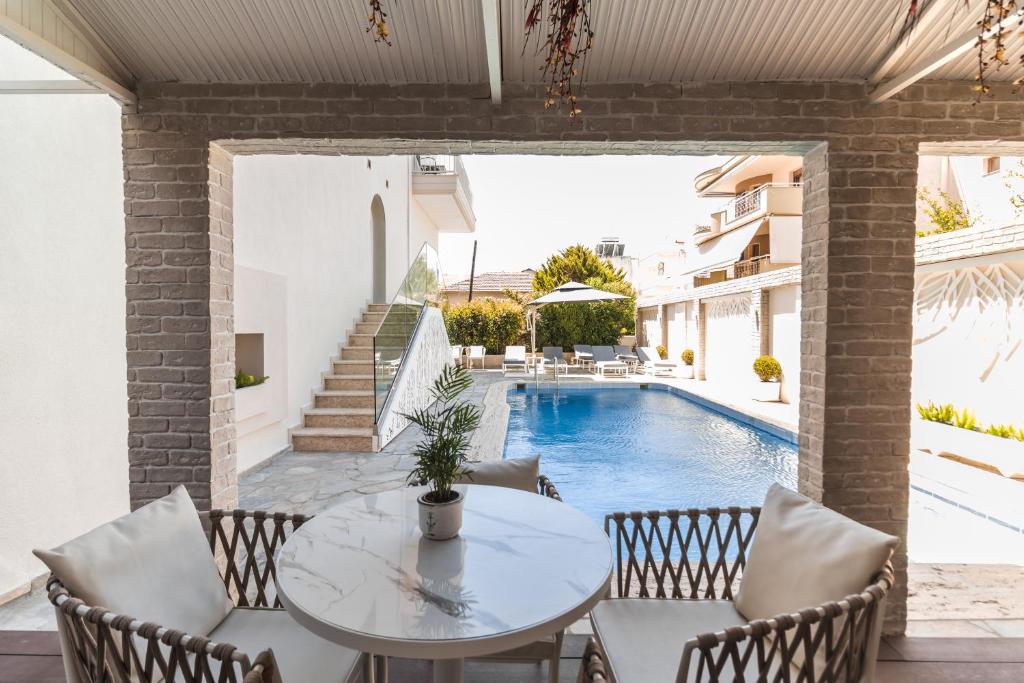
[235,381,271,421]
[752,380,781,402]
[418,490,465,540]
[678,365,694,379]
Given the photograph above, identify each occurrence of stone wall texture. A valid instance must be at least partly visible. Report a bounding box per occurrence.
[121,79,1024,634]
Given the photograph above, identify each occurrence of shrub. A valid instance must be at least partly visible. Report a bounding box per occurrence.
[952,407,979,431]
[681,349,694,365]
[753,355,781,382]
[985,423,1019,440]
[917,188,976,237]
[443,299,525,354]
[917,401,955,425]
[236,370,268,389]
[656,345,667,360]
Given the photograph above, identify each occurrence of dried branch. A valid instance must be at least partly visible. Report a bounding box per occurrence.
[366,0,392,46]
[524,0,595,117]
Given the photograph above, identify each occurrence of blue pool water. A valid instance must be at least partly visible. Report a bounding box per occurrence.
[503,386,798,526]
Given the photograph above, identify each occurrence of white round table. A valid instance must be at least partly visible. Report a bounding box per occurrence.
[275,485,613,683]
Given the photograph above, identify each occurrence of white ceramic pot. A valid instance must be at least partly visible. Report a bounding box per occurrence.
[418,490,465,540]
[679,365,694,379]
[752,380,781,402]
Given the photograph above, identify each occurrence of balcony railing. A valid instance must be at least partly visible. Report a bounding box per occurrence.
[694,254,772,288]
[722,182,802,225]
[693,224,712,236]
[413,154,473,207]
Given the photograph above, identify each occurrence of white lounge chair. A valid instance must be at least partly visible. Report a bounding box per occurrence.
[539,346,569,375]
[502,345,528,374]
[573,344,594,369]
[451,344,463,367]
[580,484,897,683]
[637,346,679,377]
[614,345,640,373]
[592,346,629,377]
[467,345,486,369]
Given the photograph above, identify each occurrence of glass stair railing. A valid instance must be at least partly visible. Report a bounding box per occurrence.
[372,242,444,422]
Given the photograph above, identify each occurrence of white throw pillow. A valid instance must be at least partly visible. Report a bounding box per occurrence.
[458,455,540,492]
[735,483,898,622]
[35,485,233,636]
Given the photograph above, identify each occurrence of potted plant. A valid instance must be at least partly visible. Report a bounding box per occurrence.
[656,345,668,360]
[752,355,782,402]
[680,349,695,379]
[402,365,481,540]
[234,369,270,421]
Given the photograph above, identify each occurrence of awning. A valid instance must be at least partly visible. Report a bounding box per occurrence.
[681,220,764,277]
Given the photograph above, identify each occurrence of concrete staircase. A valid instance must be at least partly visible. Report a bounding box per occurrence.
[290,303,388,452]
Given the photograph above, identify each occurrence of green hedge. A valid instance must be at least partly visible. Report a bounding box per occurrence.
[443,299,525,354]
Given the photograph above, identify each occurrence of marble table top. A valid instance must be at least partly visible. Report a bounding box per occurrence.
[275,485,613,659]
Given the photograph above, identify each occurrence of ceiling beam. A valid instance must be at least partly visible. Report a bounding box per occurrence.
[869,5,1024,103]
[0,79,101,94]
[0,9,135,104]
[480,0,502,104]
[869,0,948,82]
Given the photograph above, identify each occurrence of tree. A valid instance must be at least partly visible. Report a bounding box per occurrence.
[531,245,636,350]
[917,188,976,237]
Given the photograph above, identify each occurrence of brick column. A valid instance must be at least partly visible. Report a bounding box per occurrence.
[799,143,916,634]
[750,288,770,359]
[123,115,238,513]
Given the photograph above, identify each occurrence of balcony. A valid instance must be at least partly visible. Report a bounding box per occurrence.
[694,183,802,246]
[411,154,477,232]
[694,254,772,287]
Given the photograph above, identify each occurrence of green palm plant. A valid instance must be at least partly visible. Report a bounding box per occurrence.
[402,365,481,503]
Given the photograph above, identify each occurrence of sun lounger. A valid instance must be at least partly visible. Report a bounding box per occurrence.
[592,346,629,377]
[637,346,679,376]
[573,344,594,368]
[502,345,528,373]
[614,345,640,372]
[467,345,486,369]
[539,346,569,375]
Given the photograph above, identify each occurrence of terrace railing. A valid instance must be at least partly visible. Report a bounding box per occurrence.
[372,242,443,422]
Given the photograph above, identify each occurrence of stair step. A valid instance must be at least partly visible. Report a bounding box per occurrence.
[367,303,390,312]
[354,321,380,334]
[347,333,374,348]
[340,346,373,360]
[362,311,386,323]
[314,390,375,409]
[303,408,375,429]
[332,360,375,374]
[292,427,375,452]
[324,374,374,391]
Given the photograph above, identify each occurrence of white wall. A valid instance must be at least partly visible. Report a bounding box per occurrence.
[665,302,687,362]
[233,155,436,469]
[913,258,1024,426]
[768,284,801,405]
[0,40,129,599]
[704,294,753,386]
[921,155,1024,231]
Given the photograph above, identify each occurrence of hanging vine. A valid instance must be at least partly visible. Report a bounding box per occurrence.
[524,0,595,117]
[366,0,392,46]
[903,0,1024,98]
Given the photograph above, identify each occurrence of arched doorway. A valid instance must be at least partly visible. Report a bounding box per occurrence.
[370,195,386,303]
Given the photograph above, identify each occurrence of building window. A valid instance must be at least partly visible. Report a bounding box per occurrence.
[984,156,1000,175]
[791,168,803,183]
[657,261,665,276]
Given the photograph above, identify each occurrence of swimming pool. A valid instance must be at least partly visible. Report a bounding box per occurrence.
[503,385,797,526]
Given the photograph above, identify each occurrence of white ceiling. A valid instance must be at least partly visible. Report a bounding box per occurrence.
[4,0,1024,103]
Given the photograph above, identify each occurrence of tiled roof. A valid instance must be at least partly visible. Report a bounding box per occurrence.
[445,270,535,292]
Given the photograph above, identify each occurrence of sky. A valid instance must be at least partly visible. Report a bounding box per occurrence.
[438,155,727,279]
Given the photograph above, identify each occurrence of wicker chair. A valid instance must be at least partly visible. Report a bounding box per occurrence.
[46,507,375,683]
[578,505,895,683]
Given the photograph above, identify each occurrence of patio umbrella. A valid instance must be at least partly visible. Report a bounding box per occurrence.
[526,281,628,379]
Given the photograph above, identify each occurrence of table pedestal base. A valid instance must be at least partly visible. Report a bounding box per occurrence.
[432,658,464,683]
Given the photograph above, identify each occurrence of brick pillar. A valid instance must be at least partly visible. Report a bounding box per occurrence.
[799,143,916,634]
[693,299,706,380]
[123,116,238,513]
[750,288,770,359]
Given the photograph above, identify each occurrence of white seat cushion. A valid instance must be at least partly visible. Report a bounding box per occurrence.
[735,483,898,622]
[210,608,361,683]
[458,455,539,492]
[35,486,233,636]
[592,599,775,682]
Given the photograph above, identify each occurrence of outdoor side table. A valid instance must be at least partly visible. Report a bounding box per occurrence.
[275,485,613,683]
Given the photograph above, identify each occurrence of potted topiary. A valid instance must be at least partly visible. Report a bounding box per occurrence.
[402,365,481,540]
[752,355,782,402]
[656,345,668,360]
[680,349,695,379]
